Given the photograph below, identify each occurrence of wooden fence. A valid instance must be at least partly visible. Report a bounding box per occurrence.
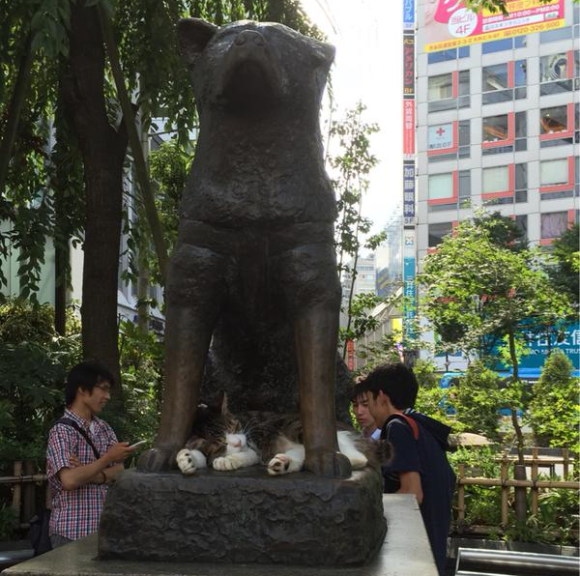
[1,461,50,529]
[455,448,579,534]
[2,450,579,534]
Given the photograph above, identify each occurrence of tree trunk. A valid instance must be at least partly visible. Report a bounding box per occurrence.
[60,0,128,401]
[508,328,525,465]
[0,33,34,196]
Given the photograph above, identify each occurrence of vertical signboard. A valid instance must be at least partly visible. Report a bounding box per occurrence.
[403,35,415,96]
[403,230,417,341]
[402,0,416,346]
[403,100,415,159]
[403,0,415,30]
[403,161,415,226]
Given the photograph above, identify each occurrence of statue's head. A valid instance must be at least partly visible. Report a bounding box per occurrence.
[177,19,335,115]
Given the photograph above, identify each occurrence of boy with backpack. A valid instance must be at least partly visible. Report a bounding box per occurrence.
[356,363,455,576]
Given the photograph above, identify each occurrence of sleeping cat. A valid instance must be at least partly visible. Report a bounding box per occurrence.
[176,393,390,476]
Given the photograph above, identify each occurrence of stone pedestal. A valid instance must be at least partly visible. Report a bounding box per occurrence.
[98,467,386,566]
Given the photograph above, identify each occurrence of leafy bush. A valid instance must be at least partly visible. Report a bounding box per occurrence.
[529,350,580,451]
[0,504,17,540]
[453,362,502,441]
[0,300,81,469]
[0,299,54,343]
[449,447,502,527]
[102,320,163,457]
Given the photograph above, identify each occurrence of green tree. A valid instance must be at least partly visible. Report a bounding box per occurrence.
[0,299,81,466]
[0,0,319,392]
[328,103,385,359]
[529,350,579,451]
[453,361,502,441]
[419,216,572,463]
[546,223,579,310]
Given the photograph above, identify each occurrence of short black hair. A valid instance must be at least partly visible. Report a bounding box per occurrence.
[349,381,367,402]
[356,363,418,410]
[65,361,114,406]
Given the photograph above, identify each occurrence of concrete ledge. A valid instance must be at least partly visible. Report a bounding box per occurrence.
[1,495,437,576]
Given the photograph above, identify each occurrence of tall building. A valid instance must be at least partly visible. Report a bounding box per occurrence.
[402,0,579,369]
[376,210,403,299]
[415,0,579,261]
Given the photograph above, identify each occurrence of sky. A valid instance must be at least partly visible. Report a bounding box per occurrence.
[300,0,404,237]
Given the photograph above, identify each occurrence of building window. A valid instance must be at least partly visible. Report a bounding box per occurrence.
[428,173,453,200]
[482,64,510,104]
[515,215,528,241]
[428,47,470,64]
[482,38,513,54]
[541,159,569,186]
[515,163,527,203]
[540,104,575,147]
[541,212,569,240]
[483,112,526,155]
[483,166,509,194]
[540,27,572,43]
[483,114,509,142]
[540,157,575,199]
[540,53,573,95]
[428,222,453,248]
[428,74,452,101]
[482,61,527,104]
[458,170,471,200]
[540,104,573,146]
[428,120,470,162]
[428,71,470,113]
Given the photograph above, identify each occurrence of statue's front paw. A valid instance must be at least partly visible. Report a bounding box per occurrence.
[305,450,351,479]
[137,446,177,472]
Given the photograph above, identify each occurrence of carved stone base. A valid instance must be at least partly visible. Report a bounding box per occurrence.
[98,467,386,566]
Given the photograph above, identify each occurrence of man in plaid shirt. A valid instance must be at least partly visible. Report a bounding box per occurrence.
[46,361,136,548]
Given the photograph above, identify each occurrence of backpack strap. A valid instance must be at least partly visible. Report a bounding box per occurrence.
[389,413,419,441]
[56,417,101,460]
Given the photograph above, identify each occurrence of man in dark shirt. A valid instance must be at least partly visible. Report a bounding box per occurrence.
[357,363,455,576]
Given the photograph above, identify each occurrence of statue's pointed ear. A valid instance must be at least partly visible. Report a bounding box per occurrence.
[221,391,228,414]
[211,390,228,414]
[312,40,335,71]
[177,18,219,66]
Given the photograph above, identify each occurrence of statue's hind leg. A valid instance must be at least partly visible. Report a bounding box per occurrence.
[277,240,351,478]
[138,242,226,472]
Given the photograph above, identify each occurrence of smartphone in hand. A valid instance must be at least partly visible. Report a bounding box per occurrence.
[128,440,147,449]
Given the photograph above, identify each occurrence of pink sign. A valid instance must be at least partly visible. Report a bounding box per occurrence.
[424,0,567,52]
[403,100,415,159]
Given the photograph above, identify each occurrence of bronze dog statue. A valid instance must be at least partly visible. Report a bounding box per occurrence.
[138,18,350,478]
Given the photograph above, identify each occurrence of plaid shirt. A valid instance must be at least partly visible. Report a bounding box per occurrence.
[46,409,118,540]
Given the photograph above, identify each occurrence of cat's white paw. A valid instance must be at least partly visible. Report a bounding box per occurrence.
[176,449,207,475]
[176,449,197,475]
[268,454,292,475]
[212,455,242,471]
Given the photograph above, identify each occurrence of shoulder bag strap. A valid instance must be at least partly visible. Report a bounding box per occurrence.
[56,417,101,460]
[390,413,420,441]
